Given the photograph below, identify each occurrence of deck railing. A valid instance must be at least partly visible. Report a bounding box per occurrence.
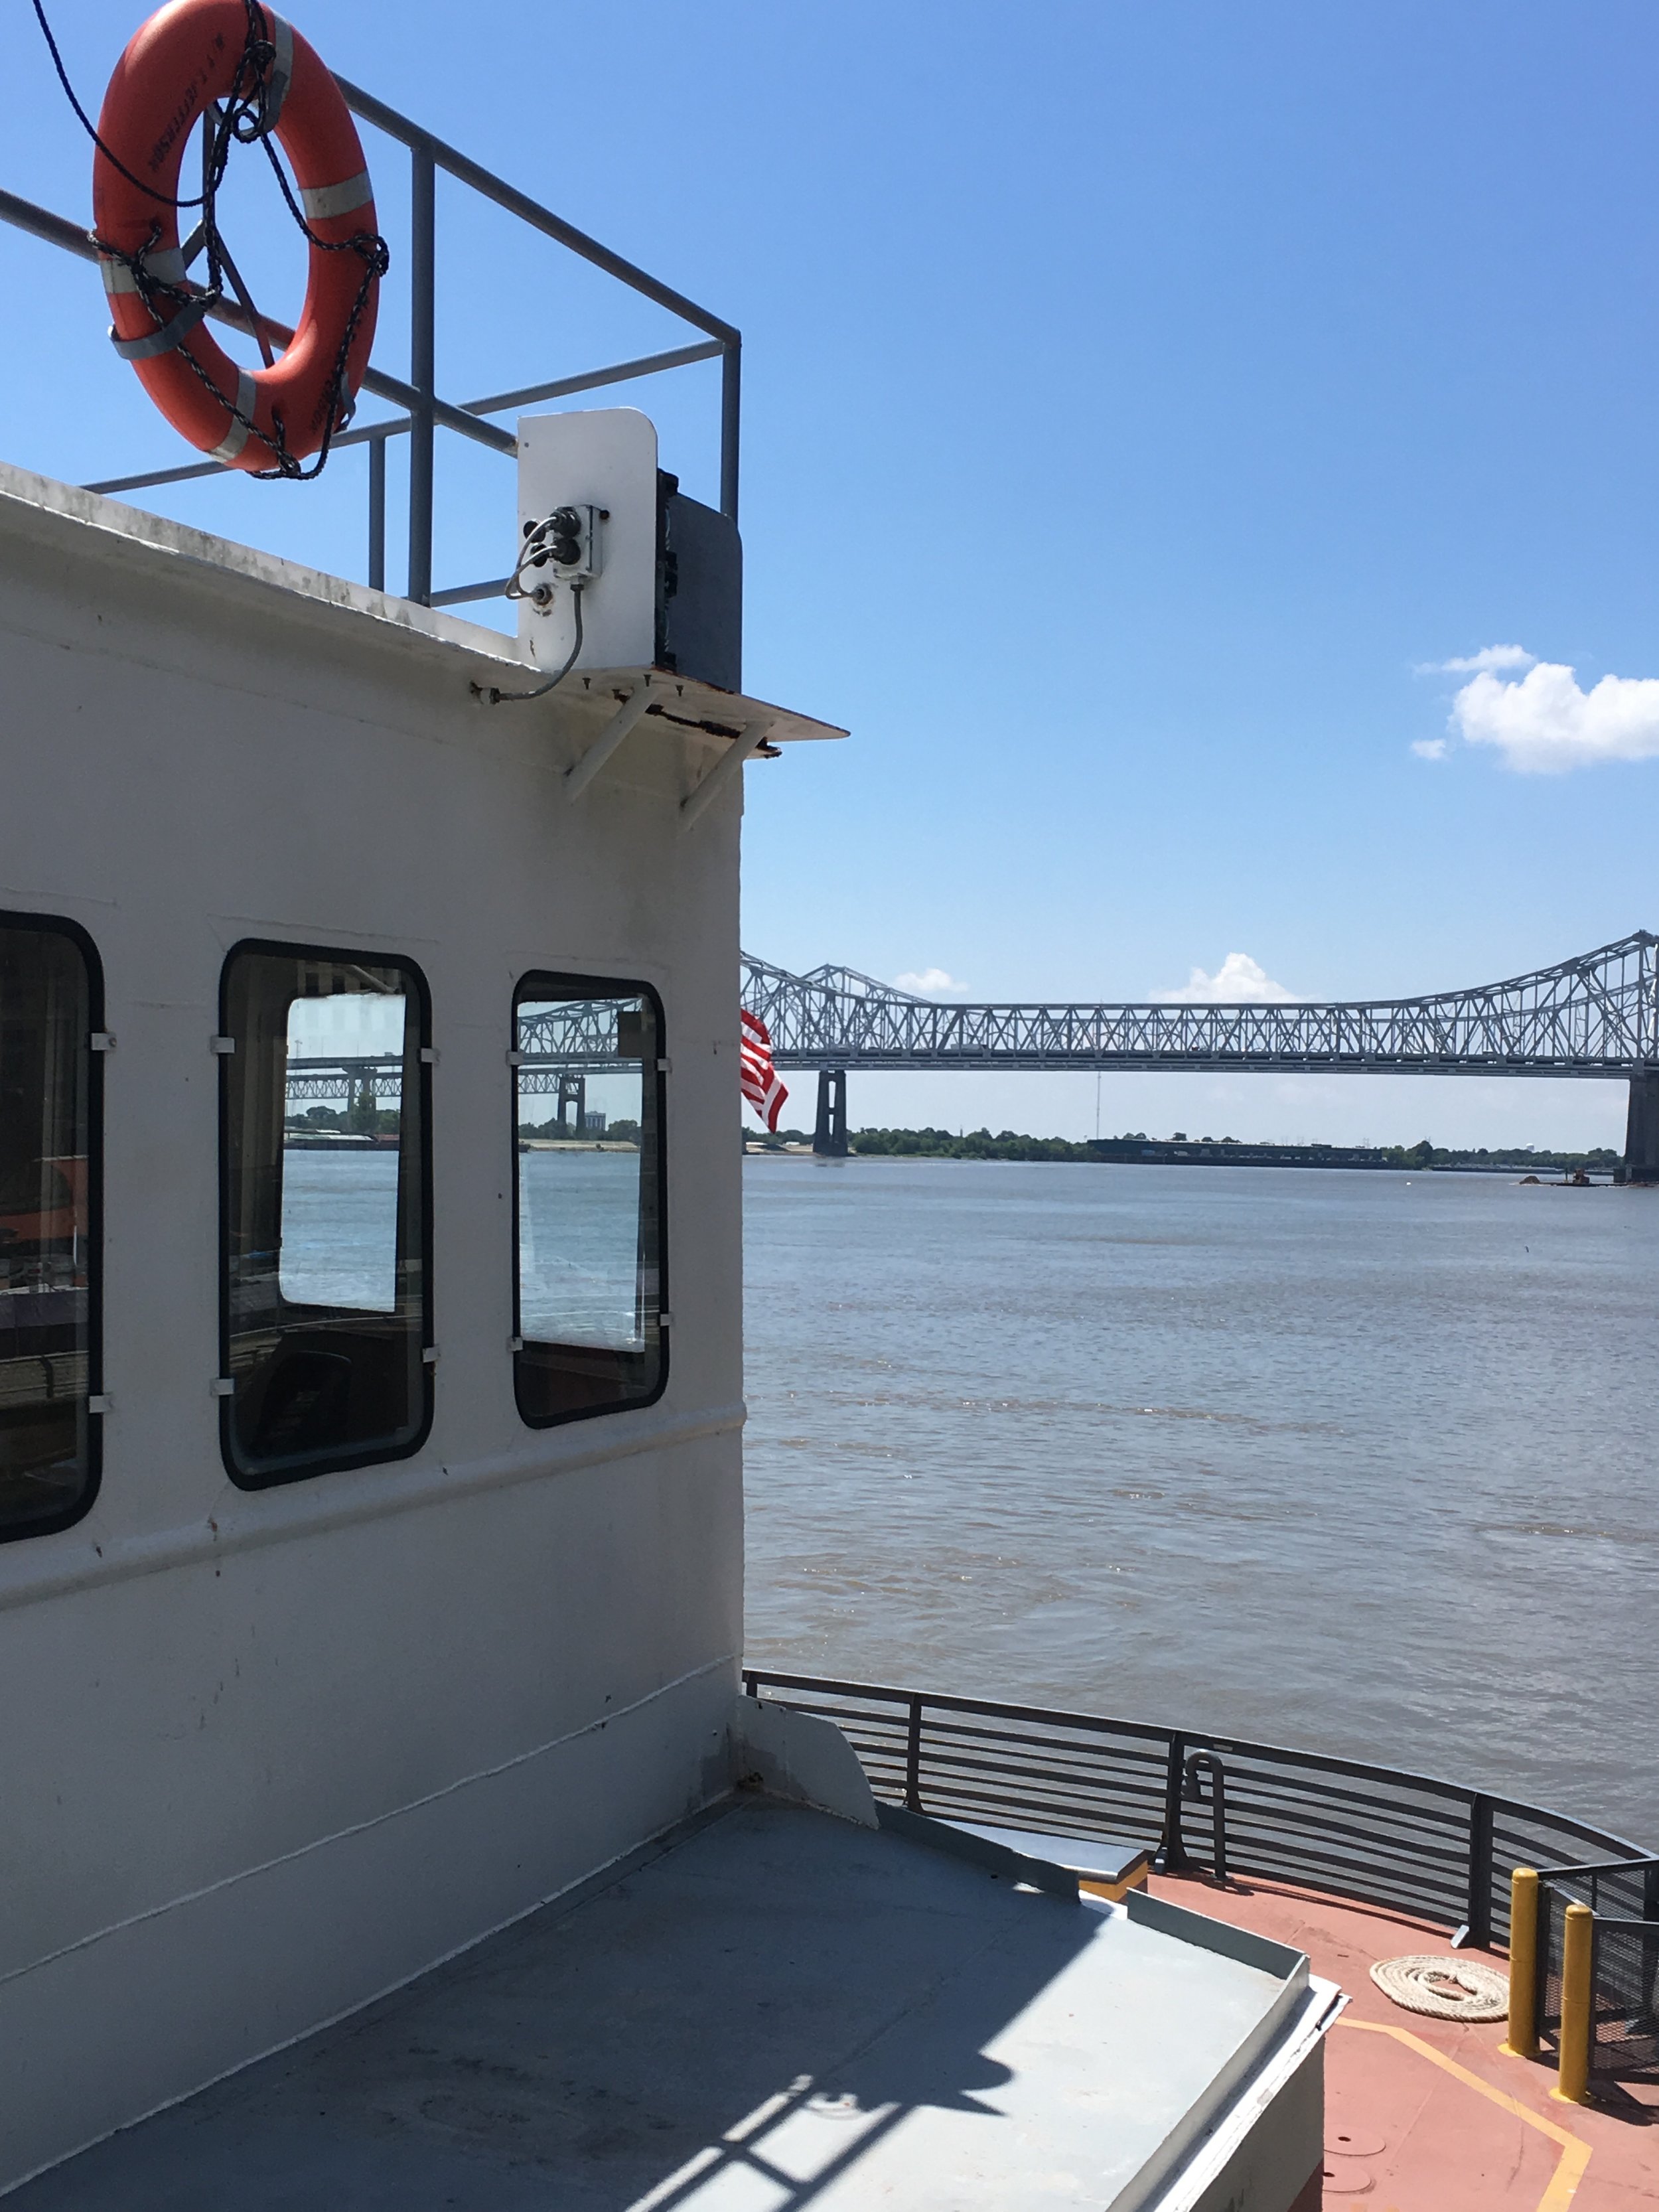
[1536,1858,1659,2085]
[1,76,738,608]
[743,1669,1647,1953]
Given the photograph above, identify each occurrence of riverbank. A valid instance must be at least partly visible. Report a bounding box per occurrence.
[747,1123,1622,1175]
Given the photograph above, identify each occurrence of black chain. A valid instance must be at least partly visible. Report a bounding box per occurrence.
[34,0,389,480]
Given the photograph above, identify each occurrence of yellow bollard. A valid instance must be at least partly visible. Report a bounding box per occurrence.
[1552,1899,1594,2104]
[1502,1866,1540,2059]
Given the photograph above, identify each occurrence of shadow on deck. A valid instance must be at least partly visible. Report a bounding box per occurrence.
[16,1796,1310,2211]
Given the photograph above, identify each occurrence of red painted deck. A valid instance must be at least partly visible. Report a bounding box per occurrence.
[1150,1872,1658,2209]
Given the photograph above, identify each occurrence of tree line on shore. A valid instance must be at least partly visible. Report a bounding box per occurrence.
[747,1124,1621,1171]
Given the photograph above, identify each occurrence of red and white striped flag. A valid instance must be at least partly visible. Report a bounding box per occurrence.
[740,1008,788,1132]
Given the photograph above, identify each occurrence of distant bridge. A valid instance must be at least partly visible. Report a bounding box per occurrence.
[741,933,1659,1177]
[741,934,1658,1076]
[277,934,1659,1177]
[285,1059,583,1101]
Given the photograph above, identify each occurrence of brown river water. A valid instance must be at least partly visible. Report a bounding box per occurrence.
[741,1156,1658,1844]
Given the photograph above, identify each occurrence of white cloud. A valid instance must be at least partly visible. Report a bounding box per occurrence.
[1451,658,1659,774]
[1156,953,1294,1004]
[893,967,966,995]
[1421,644,1536,676]
[1411,737,1447,761]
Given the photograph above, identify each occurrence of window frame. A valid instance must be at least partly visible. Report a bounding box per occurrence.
[216,938,435,1490]
[510,970,669,1431]
[0,909,105,1546]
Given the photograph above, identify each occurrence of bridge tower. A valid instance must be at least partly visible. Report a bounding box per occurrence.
[813,1069,848,1156]
[1621,1070,1659,1185]
[557,1071,587,1136]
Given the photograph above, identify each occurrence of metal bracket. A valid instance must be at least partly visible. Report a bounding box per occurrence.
[679,719,770,832]
[89,1031,116,1053]
[421,1345,440,1364]
[210,1377,235,1398]
[210,1035,236,1055]
[419,1046,439,1065]
[1181,1750,1229,1887]
[564,682,654,804]
[86,1394,113,1415]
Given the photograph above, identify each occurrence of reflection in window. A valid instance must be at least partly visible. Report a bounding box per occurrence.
[0,919,99,1540]
[514,978,665,1425]
[222,946,430,1486]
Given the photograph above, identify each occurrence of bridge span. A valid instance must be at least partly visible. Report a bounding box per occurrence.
[275,934,1659,1181]
[740,932,1659,1179]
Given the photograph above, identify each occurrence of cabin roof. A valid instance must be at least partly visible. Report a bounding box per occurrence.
[0,455,520,667]
[0,459,845,747]
[14,1795,1331,2211]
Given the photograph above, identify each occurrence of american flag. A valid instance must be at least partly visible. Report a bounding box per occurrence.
[740,1008,788,1132]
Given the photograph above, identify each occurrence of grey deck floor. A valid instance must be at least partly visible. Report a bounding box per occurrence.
[17,1797,1293,2210]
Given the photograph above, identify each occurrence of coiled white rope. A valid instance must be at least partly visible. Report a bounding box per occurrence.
[1369,1954,1510,2020]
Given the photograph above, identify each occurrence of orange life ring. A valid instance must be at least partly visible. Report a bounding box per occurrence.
[92,2,381,472]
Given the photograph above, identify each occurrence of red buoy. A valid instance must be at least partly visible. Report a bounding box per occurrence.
[92,2,381,473]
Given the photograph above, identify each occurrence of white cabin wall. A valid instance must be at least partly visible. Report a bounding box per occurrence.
[0,467,747,2186]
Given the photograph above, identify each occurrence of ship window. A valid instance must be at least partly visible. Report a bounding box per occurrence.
[0,916,101,1542]
[220,944,431,1487]
[513,976,666,1426]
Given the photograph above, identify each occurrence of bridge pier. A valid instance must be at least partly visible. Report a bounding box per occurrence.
[813,1068,848,1157]
[1619,1070,1659,1185]
[557,1071,587,1136]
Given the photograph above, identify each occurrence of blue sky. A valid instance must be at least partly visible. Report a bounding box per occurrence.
[8,2,1657,1145]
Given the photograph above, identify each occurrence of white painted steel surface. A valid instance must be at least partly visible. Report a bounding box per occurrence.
[0,455,1325,2208]
[518,407,660,675]
[0,457,779,2187]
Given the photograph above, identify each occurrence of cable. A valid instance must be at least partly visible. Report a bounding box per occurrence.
[504,516,561,602]
[29,0,244,208]
[474,585,586,705]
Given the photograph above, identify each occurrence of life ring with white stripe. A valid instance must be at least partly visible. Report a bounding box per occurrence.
[92,1,380,472]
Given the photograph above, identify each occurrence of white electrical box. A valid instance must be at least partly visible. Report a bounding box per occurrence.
[517,409,658,675]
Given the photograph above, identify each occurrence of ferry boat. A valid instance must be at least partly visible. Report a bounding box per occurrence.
[0,7,1652,2204]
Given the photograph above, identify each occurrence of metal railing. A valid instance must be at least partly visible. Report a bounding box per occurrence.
[1538,1858,1659,2084]
[743,1670,1648,1953]
[1,78,738,607]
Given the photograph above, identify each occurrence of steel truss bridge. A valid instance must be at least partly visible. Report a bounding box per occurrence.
[286,933,1659,1085]
[741,934,1659,1078]
[287,1001,650,1104]
[285,1059,606,1103]
[281,934,1659,1172]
